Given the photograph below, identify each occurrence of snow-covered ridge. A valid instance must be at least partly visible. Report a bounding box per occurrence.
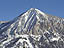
[0,34,42,48]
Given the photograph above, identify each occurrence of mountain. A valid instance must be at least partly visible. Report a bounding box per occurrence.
[0,8,64,48]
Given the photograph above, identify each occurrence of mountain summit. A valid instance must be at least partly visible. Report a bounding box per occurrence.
[0,8,47,36]
[0,8,64,48]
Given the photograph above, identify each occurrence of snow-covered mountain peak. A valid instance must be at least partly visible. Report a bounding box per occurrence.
[29,8,45,15]
[0,8,64,48]
[18,8,46,23]
[21,8,45,17]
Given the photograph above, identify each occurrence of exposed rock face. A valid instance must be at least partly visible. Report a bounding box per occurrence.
[0,8,64,48]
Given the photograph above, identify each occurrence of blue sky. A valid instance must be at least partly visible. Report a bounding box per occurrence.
[0,0,64,21]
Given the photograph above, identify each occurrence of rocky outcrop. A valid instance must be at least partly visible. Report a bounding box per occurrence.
[0,21,8,24]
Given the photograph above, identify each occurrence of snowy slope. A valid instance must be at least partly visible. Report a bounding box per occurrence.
[0,8,64,48]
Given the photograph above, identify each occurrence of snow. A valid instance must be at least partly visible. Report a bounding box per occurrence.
[50,37,60,42]
[35,8,45,16]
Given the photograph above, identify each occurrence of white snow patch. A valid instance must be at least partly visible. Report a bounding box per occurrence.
[50,37,60,42]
